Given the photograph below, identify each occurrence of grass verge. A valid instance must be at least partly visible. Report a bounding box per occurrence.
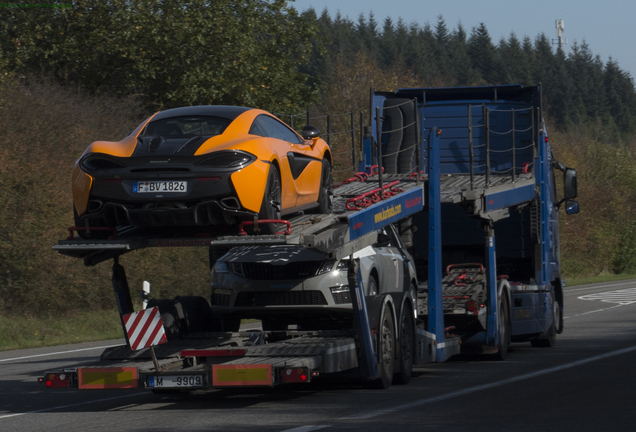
[3,274,636,352]
[0,309,123,352]
[564,273,636,287]
[0,310,261,352]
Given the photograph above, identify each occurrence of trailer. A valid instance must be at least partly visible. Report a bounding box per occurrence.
[45,175,459,392]
[41,84,577,394]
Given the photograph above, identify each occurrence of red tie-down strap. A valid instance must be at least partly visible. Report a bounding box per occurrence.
[345,181,404,210]
[337,172,369,188]
[409,171,425,180]
[521,162,532,174]
[67,226,117,240]
[369,165,385,176]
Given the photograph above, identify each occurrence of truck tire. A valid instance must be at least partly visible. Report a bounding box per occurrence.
[531,294,558,347]
[174,296,219,333]
[393,300,414,385]
[381,100,404,174]
[493,296,511,360]
[146,299,182,341]
[367,304,395,389]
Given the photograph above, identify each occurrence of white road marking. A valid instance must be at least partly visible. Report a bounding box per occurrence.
[578,287,636,305]
[0,392,148,420]
[0,344,121,363]
[564,304,626,320]
[565,281,636,293]
[337,344,636,420]
[280,426,331,432]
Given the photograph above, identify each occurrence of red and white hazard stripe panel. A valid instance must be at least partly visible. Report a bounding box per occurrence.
[123,307,167,351]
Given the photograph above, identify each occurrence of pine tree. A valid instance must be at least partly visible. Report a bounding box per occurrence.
[499,33,529,85]
[448,22,478,85]
[549,46,574,129]
[467,23,495,84]
[433,16,452,79]
[379,17,397,69]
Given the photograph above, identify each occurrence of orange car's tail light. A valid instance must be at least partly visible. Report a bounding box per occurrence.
[81,156,126,170]
[196,151,255,168]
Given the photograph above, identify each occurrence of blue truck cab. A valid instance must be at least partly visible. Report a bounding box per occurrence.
[367,85,578,357]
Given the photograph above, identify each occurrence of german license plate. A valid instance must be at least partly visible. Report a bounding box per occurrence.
[147,375,205,388]
[134,181,187,193]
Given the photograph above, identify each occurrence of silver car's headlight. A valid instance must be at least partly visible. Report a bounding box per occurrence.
[317,260,349,275]
[213,261,229,273]
[316,260,336,275]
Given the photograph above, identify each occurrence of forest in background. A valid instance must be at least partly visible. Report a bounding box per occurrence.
[1,0,636,317]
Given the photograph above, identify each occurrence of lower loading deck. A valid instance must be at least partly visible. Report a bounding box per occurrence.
[42,324,454,391]
[42,331,361,390]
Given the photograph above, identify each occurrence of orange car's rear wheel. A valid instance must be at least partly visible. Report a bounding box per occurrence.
[258,164,282,234]
[312,158,333,215]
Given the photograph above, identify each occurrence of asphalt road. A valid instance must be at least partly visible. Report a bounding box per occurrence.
[2,279,636,431]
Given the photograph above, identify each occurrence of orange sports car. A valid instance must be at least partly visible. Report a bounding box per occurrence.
[72,106,332,236]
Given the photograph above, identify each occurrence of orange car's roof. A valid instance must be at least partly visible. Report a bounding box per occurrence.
[151,106,252,122]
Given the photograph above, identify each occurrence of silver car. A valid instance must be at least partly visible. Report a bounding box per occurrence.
[210,224,417,331]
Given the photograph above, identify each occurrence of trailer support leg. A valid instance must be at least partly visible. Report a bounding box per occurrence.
[427,127,446,361]
[348,258,377,379]
[112,257,135,347]
[484,223,499,346]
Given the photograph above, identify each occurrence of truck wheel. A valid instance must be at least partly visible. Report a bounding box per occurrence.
[312,158,333,214]
[531,294,558,347]
[493,296,511,360]
[258,164,282,234]
[147,299,182,341]
[222,317,241,332]
[393,301,414,385]
[367,304,395,389]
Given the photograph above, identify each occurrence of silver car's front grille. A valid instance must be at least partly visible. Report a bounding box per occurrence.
[212,292,231,306]
[236,262,323,280]
[332,291,352,304]
[235,291,328,306]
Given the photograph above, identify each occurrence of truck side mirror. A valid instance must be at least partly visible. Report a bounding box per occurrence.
[565,200,579,215]
[302,125,320,140]
[564,168,577,200]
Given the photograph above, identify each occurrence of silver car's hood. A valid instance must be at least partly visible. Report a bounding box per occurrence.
[220,245,327,264]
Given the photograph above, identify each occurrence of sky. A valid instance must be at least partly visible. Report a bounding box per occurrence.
[290,0,636,80]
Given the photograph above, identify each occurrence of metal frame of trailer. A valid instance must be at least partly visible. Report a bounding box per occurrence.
[45,177,456,390]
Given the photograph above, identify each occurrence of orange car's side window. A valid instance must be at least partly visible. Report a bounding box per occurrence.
[250,115,304,144]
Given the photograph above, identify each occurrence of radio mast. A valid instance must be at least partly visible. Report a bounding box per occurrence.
[553,20,567,50]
